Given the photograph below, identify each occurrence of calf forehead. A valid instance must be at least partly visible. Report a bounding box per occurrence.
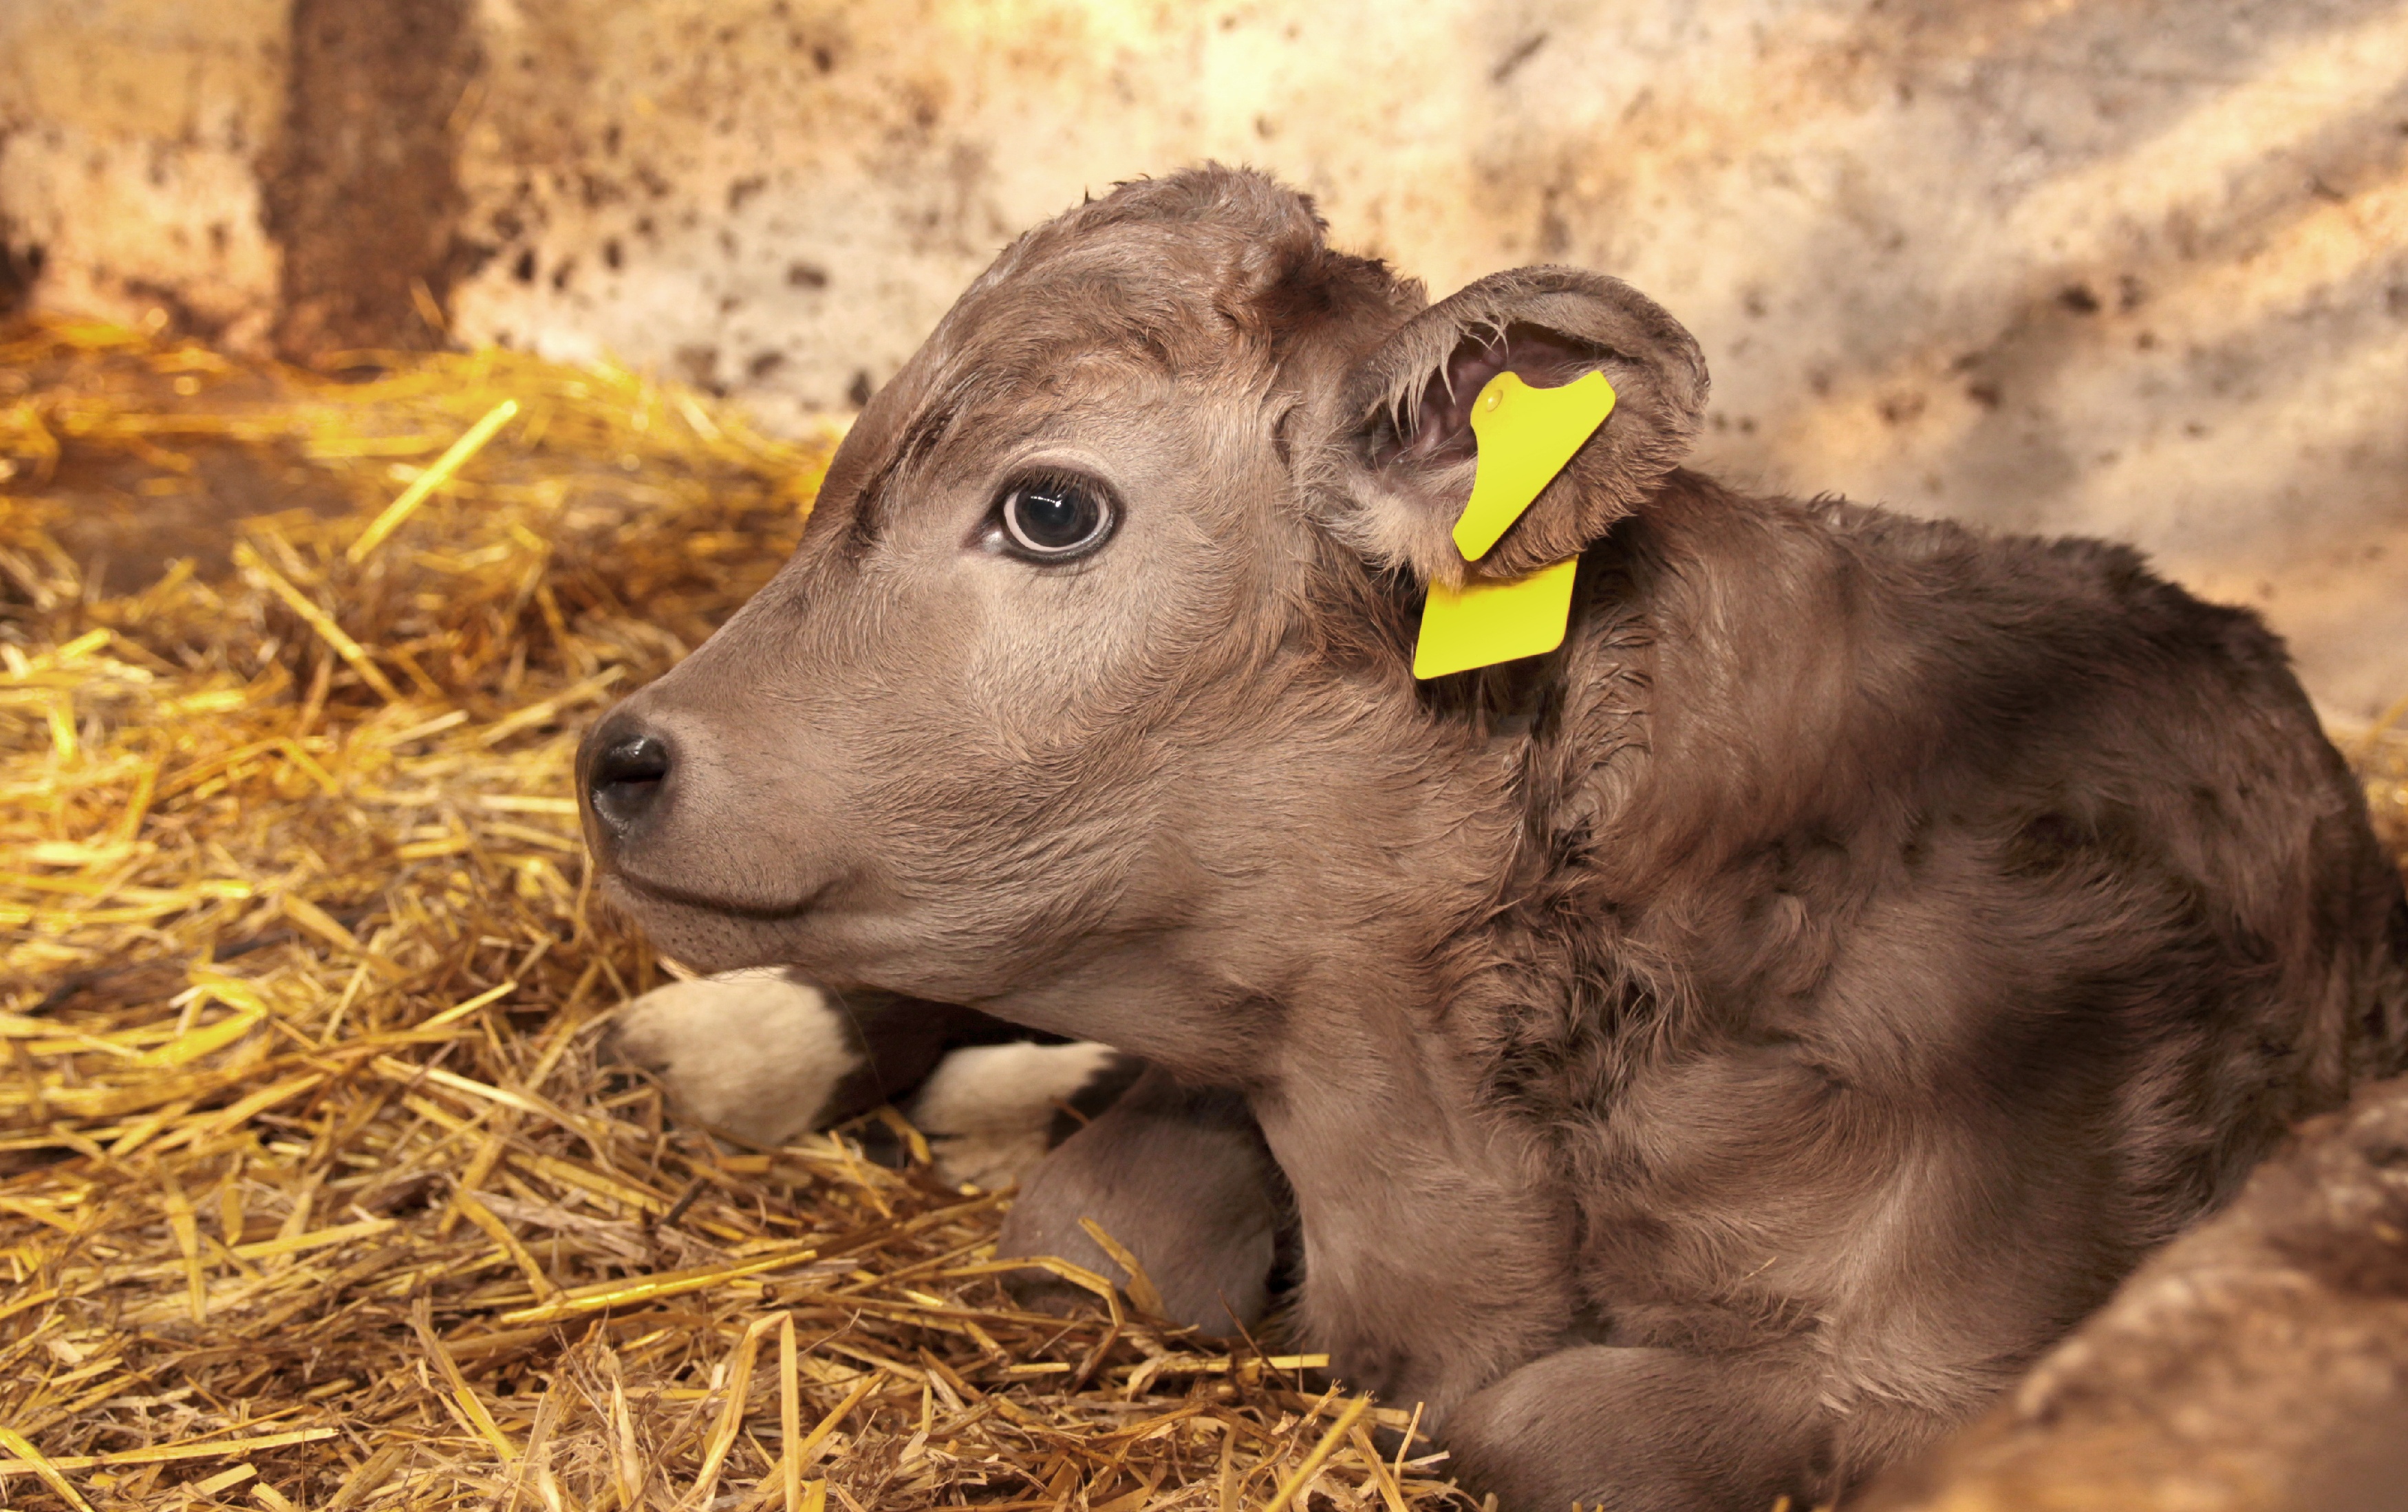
[946,230,1274,382]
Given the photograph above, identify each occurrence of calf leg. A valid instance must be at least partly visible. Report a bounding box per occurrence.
[608,969,1051,1149]
[1441,1345,1838,1512]
[998,1063,1284,1336]
[899,1039,1139,1189]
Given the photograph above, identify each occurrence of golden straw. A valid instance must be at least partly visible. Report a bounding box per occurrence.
[232,542,406,702]
[1261,1394,1373,1512]
[348,398,520,563]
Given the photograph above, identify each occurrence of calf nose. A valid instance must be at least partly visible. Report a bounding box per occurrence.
[581,711,674,840]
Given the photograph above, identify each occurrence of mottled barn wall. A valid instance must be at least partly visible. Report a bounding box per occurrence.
[3,0,2405,717]
[263,0,480,361]
[0,0,288,346]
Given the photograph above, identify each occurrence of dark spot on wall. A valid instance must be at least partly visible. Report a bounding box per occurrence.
[550,257,575,291]
[2058,283,2101,315]
[511,248,536,283]
[1492,32,1548,84]
[727,175,768,213]
[0,239,41,314]
[1536,193,1571,258]
[746,350,786,380]
[603,122,621,155]
[263,0,480,363]
[847,369,874,408]
[634,215,655,238]
[2118,274,2147,311]
[2387,285,2407,318]
[674,344,721,392]
[453,241,498,279]
[786,261,828,289]
[122,281,219,342]
[1880,392,1926,424]
[811,45,835,72]
[603,239,623,271]
[1966,380,2001,409]
[578,171,627,210]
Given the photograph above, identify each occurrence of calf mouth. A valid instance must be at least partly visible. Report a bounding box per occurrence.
[597,867,830,924]
[592,872,832,979]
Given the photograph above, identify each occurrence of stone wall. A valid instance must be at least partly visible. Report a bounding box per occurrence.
[4,0,2405,718]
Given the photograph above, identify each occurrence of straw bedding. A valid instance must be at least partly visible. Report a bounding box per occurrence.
[1,314,2402,1512]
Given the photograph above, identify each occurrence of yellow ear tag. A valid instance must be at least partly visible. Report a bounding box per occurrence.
[1412,369,1615,680]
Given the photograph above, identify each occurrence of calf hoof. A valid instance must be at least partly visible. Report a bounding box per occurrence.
[606,969,862,1148]
[903,1040,1134,1191]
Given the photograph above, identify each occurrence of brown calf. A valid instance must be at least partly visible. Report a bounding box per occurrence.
[579,166,2408,1511]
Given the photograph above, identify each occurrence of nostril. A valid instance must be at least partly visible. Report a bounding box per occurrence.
[589,732,672,832]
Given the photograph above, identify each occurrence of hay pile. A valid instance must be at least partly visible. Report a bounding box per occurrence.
[0,316,1468,1512]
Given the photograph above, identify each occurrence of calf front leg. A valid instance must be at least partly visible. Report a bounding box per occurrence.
[1443,1344,1849,1512]
[608,969,1042,1149]
[997,1063,1284,1336]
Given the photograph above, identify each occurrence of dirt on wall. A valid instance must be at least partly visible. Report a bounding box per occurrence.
[260,0,480,362]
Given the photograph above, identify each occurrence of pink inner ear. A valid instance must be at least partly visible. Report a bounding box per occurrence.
[1402,322,1604,462]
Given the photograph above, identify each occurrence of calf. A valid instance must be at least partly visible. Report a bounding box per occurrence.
[577,166,2408,1511]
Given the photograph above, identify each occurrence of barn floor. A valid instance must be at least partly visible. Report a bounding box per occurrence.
[1,316,2404,1512]
[0,316,1465,1512]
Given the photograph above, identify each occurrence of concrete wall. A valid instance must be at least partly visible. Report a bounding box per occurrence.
[4,0,2405,719]
[0,0,288,346]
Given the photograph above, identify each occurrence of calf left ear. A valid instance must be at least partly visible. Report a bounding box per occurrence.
[1324,266,1708,582]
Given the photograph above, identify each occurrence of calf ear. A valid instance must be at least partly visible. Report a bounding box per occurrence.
[1326,266,1708,582]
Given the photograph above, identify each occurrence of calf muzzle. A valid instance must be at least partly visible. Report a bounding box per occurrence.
[579,708,675,844]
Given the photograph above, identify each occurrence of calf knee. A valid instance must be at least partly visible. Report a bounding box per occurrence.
[998,1066,1283,1335]
[1443,1346,1831,1512]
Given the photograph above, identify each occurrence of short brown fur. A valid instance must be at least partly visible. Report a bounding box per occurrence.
[579,166,2408,1512]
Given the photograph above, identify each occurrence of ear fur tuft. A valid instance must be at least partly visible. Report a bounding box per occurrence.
[1322,266,1708,583]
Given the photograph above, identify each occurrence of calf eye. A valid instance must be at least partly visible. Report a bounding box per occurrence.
[995,473,1116,561]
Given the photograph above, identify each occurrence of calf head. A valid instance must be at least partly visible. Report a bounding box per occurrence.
[578,166,1707,1076]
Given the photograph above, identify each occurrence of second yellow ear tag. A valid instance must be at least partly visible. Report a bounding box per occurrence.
[1412,369,1615,680]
